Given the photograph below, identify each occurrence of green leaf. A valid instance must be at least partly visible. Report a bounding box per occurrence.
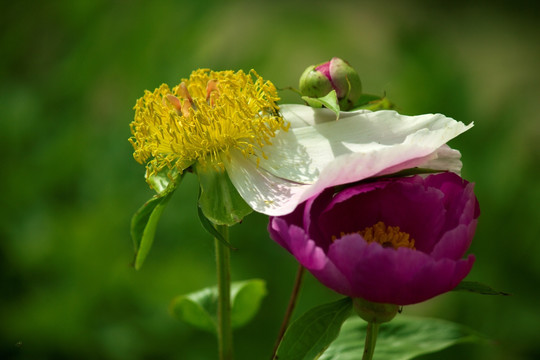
[276,297,353,360]
[351,93,395,111]
[170,286,218,333]
[453,281,510,296]
[130,170,181,270]
[319,316,485,360]
[195,163,252,226]
[302,90,340,120]
[230,279,267,328]
[170,279,267,333]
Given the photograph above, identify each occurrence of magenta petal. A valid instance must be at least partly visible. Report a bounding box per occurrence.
[268,217,294,252]
[282,224,351,295]
[431,221,478,260]
[401,255,475,305]
[303,188,335,250]
[328,234,475,304]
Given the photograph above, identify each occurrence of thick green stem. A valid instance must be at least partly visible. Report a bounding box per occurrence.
[362,322,380,360]
[215,225,233,360]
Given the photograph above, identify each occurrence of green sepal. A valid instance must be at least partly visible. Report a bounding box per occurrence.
[337,76,353,111]
[276,297,353,360]
[197,202,235,249]
[351,93,395,111]
[319,316,486,360]
[452,281,510,296]
[302,90,340,120]
[170,279,268,333]
[131,170,182,270]
[195,162,252,226]
[375,167,446,179]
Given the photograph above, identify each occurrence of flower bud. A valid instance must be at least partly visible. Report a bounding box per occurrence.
[299,57,362,110]
[353,297,398,324]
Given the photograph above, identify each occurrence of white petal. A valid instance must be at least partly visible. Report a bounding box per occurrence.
[233,105,473,216]
[261,105,472,184]
[278,103,369,128]
[224,150,308,216]
[297,143,463,203]
[414,144,463,175]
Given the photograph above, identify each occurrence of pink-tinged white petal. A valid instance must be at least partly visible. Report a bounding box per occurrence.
[223,150,307,216]
[241,104,473,215]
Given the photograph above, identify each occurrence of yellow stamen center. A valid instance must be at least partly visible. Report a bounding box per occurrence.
[333,221,415,250]
[129,69,288,176]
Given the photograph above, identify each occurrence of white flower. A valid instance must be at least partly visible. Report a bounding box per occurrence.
[130,69,471,220]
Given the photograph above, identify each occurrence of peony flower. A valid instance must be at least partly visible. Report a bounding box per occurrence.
[130,69,473,218]
[268,172,479,305]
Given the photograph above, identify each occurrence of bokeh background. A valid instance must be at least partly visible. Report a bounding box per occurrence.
[2,0,539,359]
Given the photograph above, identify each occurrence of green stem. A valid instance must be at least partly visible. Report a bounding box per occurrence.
[362,322,380,360]
[215,225,233,360]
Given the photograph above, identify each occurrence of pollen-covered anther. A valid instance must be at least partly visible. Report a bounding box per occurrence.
[332,222,416,250]
[165,94,183,116]
[177,82,194,117]
[206,79,220,107]
[360,221,416,250]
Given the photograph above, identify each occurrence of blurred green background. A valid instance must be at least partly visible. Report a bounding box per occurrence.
[2,0,539,359]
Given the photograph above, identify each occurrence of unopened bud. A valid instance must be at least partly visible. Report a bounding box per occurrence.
[299,57,362,110]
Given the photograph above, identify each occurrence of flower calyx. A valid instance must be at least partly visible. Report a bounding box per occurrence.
[353,297,399,324]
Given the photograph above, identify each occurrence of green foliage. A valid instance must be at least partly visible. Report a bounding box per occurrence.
[276,297,353,360]
[131,171,181,270]
[453,281,510,296]
[171,287,218,333]
[319,316,485,360]
[170,279,267,333]
[230,279,268,328]
[302,90,340,119]
[352,94,395,111]
[195,162,252,226]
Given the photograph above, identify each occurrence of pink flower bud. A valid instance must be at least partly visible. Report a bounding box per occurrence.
[299,57,362,110]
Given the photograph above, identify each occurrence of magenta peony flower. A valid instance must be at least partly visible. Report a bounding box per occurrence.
[268,172,479,305]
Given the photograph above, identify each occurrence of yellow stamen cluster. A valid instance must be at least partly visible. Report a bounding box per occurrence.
[333,221,416,250]
[129,69,288,177]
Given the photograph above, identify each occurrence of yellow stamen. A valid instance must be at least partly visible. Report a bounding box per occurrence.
[332,221,415,250]
[129,69,287,176]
